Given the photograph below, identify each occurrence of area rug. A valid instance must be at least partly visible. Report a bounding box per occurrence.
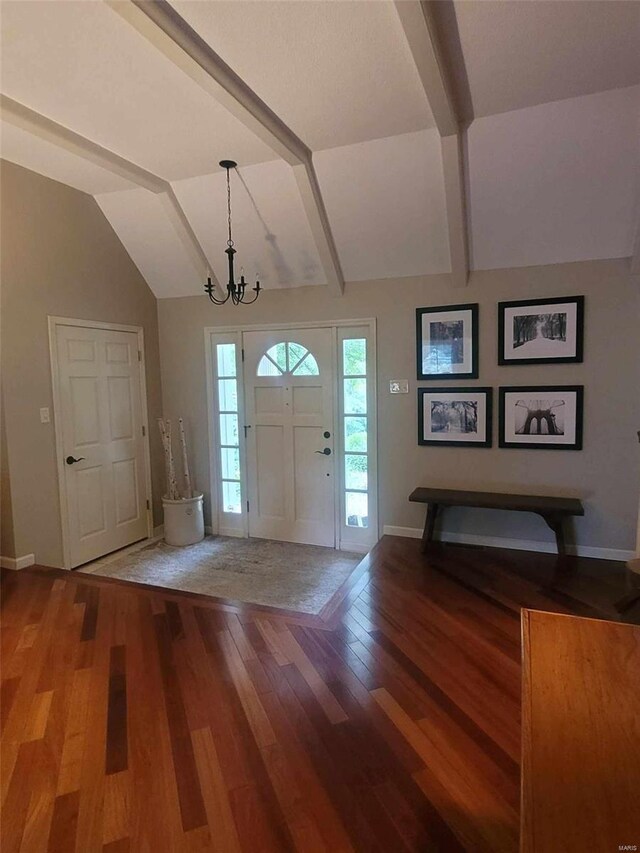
[79,536,362,614]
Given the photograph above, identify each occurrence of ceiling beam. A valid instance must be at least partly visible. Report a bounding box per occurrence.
[440,134,469,289]
[393,0,457,138]
[1,94,222,295]
[292,162,344,296]
[159,187,213,282]
[106,0,344,296]
[0,94,164,192]
[394,0,470,287]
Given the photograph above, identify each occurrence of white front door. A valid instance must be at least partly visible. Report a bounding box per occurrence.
[243,328,335,546]
[54,324,149,567]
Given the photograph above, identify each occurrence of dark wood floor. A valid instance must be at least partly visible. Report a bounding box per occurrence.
[1,536,638,852]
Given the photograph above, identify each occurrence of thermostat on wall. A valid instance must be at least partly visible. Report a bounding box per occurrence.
[389,380,409,394]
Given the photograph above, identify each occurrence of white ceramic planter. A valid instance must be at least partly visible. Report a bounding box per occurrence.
[162,492,204,546]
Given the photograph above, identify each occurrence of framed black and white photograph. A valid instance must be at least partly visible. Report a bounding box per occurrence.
[418,387,492,447]
[499,386,583,450]
[416,303,478,380]
[498,295,584,365]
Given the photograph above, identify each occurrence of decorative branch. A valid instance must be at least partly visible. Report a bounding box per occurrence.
[178,418,193,499]
[158,418,179,500]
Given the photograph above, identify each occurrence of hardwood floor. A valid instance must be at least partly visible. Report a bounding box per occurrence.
[1,536,638,852]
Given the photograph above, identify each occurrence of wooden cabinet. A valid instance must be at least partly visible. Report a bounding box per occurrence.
[521,609,640,852]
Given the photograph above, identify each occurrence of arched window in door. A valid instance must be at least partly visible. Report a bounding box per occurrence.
[257,341,320,376]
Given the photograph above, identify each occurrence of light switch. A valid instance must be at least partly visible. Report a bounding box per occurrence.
[389,380,409,394]
[40,407,50,424]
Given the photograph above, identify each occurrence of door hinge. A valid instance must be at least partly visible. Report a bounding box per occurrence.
[246,500,250,513]
[138,350,142,362]
[243,424,252,438]
[142,425,146,437]
[146,499,150,510]
[241,348,245,362]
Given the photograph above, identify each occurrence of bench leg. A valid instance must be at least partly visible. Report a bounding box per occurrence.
[540,512,567,556]
[540,513,579,580]
[421,503,440,553]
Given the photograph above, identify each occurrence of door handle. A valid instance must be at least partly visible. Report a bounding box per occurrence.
[66,455,86,465]
[315,448,331,456]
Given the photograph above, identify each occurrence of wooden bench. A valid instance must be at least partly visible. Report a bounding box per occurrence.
[408,487,584,555]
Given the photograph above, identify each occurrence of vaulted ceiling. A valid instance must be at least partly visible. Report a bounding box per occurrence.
[1,0,639,297]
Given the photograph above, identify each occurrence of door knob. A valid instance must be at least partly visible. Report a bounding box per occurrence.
[66,455,86,465]
[315,448,331,456]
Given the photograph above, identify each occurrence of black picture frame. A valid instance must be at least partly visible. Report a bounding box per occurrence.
[498,385,584,450]
[498,295,584,365]
[416,303,479,380]
[418,387,492,447]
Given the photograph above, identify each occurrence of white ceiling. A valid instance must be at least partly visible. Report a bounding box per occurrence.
[172,0,435,150]
[449,0,640,120]
[468,86,640,271]
[314,130,450,282]
[1,0,639,298]
[95,188,204,299]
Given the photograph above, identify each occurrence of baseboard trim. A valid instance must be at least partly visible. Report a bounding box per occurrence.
[217,527,245,538]
[1,553,36,570]
[381,526,635,562]
[152,525,164,539]
[339,541,370,555]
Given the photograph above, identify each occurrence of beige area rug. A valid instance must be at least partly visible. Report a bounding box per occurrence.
[79,536,362,614]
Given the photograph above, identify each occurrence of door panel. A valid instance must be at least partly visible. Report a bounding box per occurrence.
[292,386,323,415]
[244,328,335,546]
[113,458,139,524]
[255,386,284,415]
[107,376,134,440]
[77,466,107,537]
[255,425,286,518]
[55,325,148,566]
[70,377,100,446]
[293,426,329,522]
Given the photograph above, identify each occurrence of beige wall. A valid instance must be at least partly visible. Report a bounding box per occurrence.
[158,258,640,554]
[1,404,16,558]
[0,160,164,566]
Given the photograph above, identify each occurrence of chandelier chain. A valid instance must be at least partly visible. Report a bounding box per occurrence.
[226,166,234,248]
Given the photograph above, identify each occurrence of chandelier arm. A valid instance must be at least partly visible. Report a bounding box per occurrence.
[240,289,261,305]
[207,291,230,305]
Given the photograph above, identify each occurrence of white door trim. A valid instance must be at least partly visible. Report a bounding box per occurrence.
[205,318,377,551]
[204,318,377,335]
[48,315,154,569]
[205,328,247,539]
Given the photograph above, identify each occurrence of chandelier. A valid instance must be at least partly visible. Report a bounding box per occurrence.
[204,160,262,305]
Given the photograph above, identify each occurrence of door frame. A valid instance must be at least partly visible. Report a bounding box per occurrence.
[48,316,154,570]
[204,318,377,552]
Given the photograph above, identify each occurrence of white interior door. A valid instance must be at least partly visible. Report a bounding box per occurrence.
[243,328,335,546]
[54,324,149,567]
